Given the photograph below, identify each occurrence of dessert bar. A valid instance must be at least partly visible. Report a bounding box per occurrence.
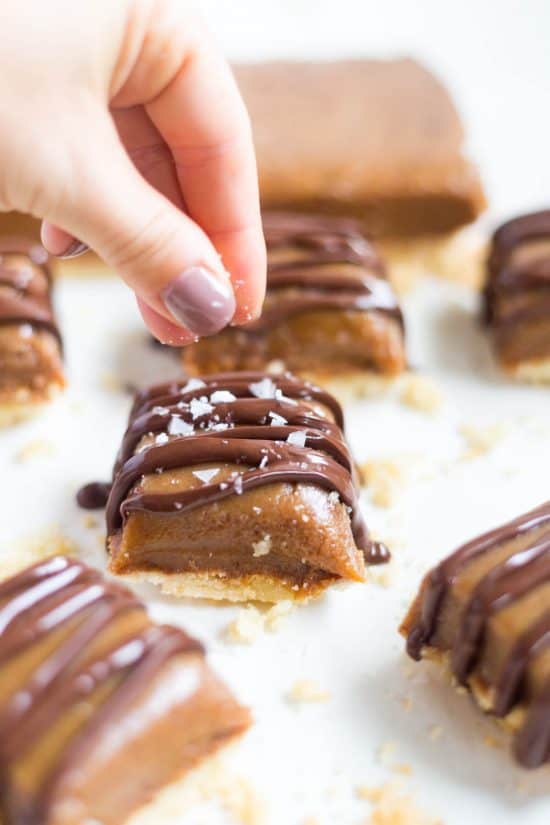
[182,212,406,393]
[79,372,387,602]
[0,555,250,824]
[401,501,550,768]
[484,209,550,382]
[0,238,64,424]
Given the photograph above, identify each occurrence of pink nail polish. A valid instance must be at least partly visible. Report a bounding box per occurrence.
[161,267,236,337]
[59,240,89,260]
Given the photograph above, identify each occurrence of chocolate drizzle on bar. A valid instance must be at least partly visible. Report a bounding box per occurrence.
[78,372,386,566]
[244,212,403,332]
[484,210,550,327]
[406,500,550,768]
[0,556,203,822]
[0,237,61,344]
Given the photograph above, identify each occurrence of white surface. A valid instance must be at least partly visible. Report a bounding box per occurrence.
[2,3,550,821]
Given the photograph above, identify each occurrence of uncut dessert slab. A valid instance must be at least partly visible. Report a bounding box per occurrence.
[1,270,550,825]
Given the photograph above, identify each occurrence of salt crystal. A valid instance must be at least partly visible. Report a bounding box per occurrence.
[287,430,307,447]
[210,390,237,403]
[154,432,169,445]
[252,535,271,557]
[189,397,214,419]
[259,455,269,469]
[168,416,194,436]
[180,378,206,394]
[328,491,340,505]
[249,377,277,399]
[211,422,229,432]
[193,468,220,484]
[233,475,244,494]
[152,405,170,416]
[269,411,288,426]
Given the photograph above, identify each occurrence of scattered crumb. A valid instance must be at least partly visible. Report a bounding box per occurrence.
[96,532,107,550]
[428,725,443,742]
[0,526,77,582]
[224,606,265,644]
[82,514,99,529]
[459,422,510,460]
[15,438,56,462]
[392,763,413,776]
[361,460,404,508]
[215,773,266,825]
[358,779,442,825]
[483,733,503,750]
[287,679,331,705]
[100,371,123,392]
[252,535,271,557]
[399,374,443,414]
[264,600,293,632]
[369,563,396,588]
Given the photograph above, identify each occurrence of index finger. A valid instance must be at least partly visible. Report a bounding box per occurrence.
[145,25,266,325]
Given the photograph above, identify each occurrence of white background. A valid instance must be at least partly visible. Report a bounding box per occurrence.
[2,2,550,823]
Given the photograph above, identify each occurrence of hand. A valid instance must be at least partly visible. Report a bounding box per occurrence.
[0,0,266,343]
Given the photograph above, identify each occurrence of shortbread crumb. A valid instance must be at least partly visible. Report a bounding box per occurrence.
[399,374,443,414]
[358,779,442,825]
[15,438,56,462]
[287,679,331,704]
[224,606,265,644]
[361,460,404,508]
[459,422,510,460]
[82,514,99,529]
[264,600,293,631]
[100,371,124,392]
[252,535,272,557]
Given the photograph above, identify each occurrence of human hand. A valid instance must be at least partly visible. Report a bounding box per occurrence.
[0,0,266,343]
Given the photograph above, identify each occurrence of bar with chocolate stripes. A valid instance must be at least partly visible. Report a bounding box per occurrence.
[484,210,550,382]
[78,372,387,603]
[0,238,64,424]
[182,213,406,395]
[0,555,250,825]
[401,501,550,768]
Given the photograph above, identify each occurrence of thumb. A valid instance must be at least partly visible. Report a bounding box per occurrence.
[43,114,236,345]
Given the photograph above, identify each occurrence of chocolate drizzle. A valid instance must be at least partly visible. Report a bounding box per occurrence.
[243,212,403,332]
[78,372,384,566]
[484,210,550,328]
[0,237,61,344]
[405,500,550,768]
[0,556,204,823]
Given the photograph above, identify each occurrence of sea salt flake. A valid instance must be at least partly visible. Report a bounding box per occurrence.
[233,475,244,494]
[168,416,194,436]
[259,455,269,469]
[210,390,237,403]
[252,535,271,557]
[180,378,206,394]
[287,430,307,447]
[154,432,169,445]
[269,411,288,426]
[193,468,220,484]
[249,377,277,399]
[211,422,230,432]
[152,405,170,416]
[328,491,340,505]
[190,397,214,419]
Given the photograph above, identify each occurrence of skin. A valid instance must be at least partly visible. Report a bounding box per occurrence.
[0,0,266,344]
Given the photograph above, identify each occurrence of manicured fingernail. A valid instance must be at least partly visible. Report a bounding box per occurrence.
[161,266,236,337]
[58,240,89,260]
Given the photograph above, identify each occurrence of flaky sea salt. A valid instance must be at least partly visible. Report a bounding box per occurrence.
[328,491,340,505]
[152,405,170,416]
[259,455,269,469]
[210,390,237,403]
[168,416,194,436]
[287,430,307,447]
[192,468,220,484]
[249,377,277,399]
[154,432,169,445]
[189,397,214,419]
[233,475,244,494]
[180,378,206,394]
[269,411,287,426]
[252,535,271,557]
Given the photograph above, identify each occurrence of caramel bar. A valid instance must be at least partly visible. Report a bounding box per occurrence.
[401,501,550,769]
[0,238,64,424]
[182,212,406,394]
[484,210,550,382]
[0,555,250,825]
[78,372,387,603]
[234,60,486,238]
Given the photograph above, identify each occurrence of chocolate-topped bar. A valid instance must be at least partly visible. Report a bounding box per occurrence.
[78,372,387,602]
[182,212,406,391]
[484,210,550,381]
[0,238,64,423]
[0,555,250,825]
[234,60,486,238]
[401,501,550,769]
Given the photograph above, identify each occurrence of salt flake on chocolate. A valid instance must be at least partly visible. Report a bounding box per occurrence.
[249,377,277,399]
[190,397,214,419]
[269,411,287,426]
[180,378,206,394]
[168,416,194,436]
[193,468,220,484]
[210,390,237,404]
[287,430,307,447]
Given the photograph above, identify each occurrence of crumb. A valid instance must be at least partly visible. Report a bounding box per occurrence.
[358,779,442,825]
[459,422,510,460]
[214,772,266,825]
[252,535,271,557]
[399,374,443,414]
[369,563,395,588]
[392,763,413,776]
[287,679,331,705]
[100,371,123,392]
[264,600,293,632]
[82,514,99,529]
[361,460,404,508]
[0,526,77,582]
[483,733,503,750]
[15,438,56,462]
[96,532,107,550]
[224,606,265,644]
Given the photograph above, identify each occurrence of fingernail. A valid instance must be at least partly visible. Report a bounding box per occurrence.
[161,266,236,337]
[58,240,89,260]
